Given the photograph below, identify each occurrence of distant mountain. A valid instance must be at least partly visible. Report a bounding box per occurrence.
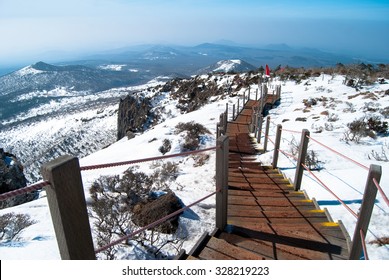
[197,59,257,74]
[0,61,144,97]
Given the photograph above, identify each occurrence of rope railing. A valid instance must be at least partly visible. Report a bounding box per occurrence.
[278,148,298,162]
[306,135,369,171]
[95,189,220,254]
[0,181,50,201]
[373,178,389,208]
[80,146,218,171]
[301,162,358,219]
[281,128,302,134]
[360,229,369,260]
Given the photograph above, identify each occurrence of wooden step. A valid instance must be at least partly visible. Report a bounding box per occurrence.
[197,237,265,260]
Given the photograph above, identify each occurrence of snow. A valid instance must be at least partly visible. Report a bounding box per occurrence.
[16,66,44,76]
[98,64,126,71]
[1,73,388,260]
[213,60,242,73]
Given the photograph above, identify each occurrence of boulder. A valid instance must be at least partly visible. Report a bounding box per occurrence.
[132,192,182,234]
[0,149,37,209]
[117,95,154,140]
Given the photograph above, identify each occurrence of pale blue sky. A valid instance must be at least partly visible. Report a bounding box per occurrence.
[1,0,388,65]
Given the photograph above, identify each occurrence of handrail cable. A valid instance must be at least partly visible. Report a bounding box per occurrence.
[373,178,389,208]
[278,148,298,162]
[301,163,358,219]
[281,128,302,134]
[0,181,50,201]
[95,189,219,254]
[80,146,217,171]
[306,135,369,171]
[360,229,369,260]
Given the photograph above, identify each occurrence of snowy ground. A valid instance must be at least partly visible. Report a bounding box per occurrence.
[0,73,388,260]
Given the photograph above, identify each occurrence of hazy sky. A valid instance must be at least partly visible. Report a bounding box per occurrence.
[1,0,388,65]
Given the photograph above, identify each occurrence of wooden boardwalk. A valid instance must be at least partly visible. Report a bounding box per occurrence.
[178,99,351,260]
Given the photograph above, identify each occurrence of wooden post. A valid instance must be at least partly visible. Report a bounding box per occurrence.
[349,164,382,260]
[257,115,263,143]
[263,116,271,152]
[272,124,282,169]
[41,155,96,260]
[216,136,229,230]
[255,88,258,100]
[237,99,240,115]
[225,103,229,121]
[243,91,246,105]
[232,104,236,120]
[294,129,310,191]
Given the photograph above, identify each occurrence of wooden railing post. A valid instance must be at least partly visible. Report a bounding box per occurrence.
[216,135,229,230]
[272,124,282,169]
[257,115,263,143]
[263,116,271,152]
[294,129,310,191]
[41,155,96,260]
[349,164,382,260]
[225,103,229,121]
[232,104,236,121]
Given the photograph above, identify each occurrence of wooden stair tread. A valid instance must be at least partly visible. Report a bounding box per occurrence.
[198,237,265,260]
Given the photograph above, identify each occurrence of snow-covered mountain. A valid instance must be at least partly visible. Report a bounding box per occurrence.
[0,68,388,260]
[197,59,257,74]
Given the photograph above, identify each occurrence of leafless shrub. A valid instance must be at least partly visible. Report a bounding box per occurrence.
[344,116,388,143]
[0,212,36,241]
[192,153,210,167]
[289,137,323,170]
[151,161,180,189]
[369,236,389,246]
[368,142,389,162]
[175,121,211,151]
[159,139,172,155]
[327,113,339,122]
[343,102,356,113]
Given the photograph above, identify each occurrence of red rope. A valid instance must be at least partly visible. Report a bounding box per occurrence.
[360,229,369,260]
[81,146,217,171]
[301,163,358,219]
[264,134,275,145]
[373,178,389,208]
[95,189,219,254]
[0,181,50,201]
[278,148,298,161]
[306,135,369,171]
[281,128,302,134]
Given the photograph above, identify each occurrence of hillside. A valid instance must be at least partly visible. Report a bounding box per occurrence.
[0,69,388,260]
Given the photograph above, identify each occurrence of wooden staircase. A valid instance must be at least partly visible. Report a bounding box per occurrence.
[176,100,351,260]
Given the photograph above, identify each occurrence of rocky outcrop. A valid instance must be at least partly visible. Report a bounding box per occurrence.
[117,95,154,140]
[0,149,37,209]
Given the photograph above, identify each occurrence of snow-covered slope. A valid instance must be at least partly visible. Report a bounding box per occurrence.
[0,72,388,260]
[197,59,257,74]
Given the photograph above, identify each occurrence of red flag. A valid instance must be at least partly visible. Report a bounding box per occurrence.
[265,64,270,76]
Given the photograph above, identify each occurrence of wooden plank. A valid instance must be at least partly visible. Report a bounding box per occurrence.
[228,225,349,256]
[228,216,330,225]
[206,237,264,260]
[198,247,235,260]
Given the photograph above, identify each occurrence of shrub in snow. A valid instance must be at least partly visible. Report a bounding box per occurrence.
[158,139,172,155]
[89,166,185,260]
[0,212,36,242]
[175,121,211,151]
[344,116,388,143]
